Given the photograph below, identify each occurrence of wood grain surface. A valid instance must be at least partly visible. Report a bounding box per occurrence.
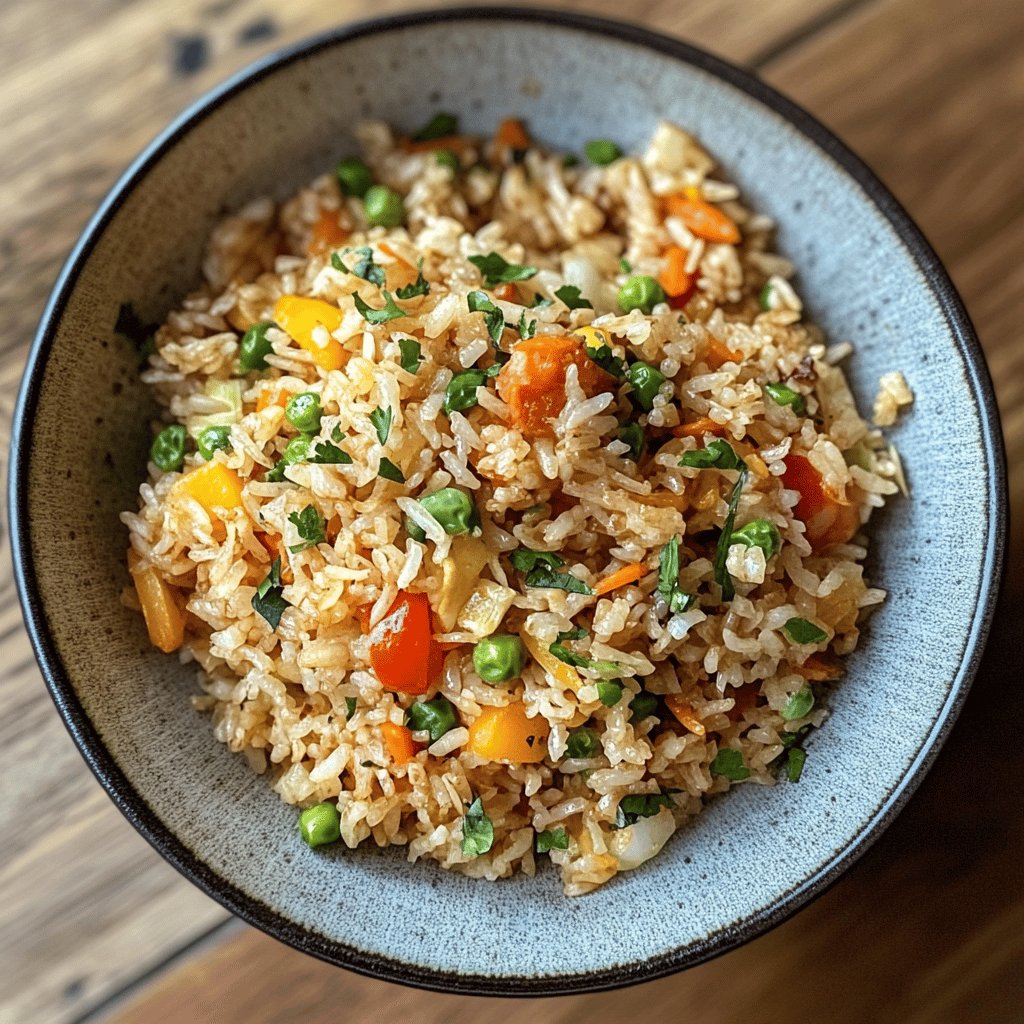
[0,0,1020,1022]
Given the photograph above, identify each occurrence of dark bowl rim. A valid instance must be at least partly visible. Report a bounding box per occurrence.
[8,4,1008,998]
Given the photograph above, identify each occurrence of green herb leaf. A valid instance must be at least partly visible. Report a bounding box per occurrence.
[781,687,814,722]
[617,422,645,461]
[461,796,494,857]
[565,727,600,759]
[629,692,659,723]
[467,290,506,344]
[786,746,807,783]
[345,697,357,718]
[509,548,565,572]
[252,557,289,630]
[351,246,385,287]
[783,617,828,644]
[309,440,353,465]
[536,827,569,853]
[525,568,594,595]
[759,281,774,311]
[412,112,458,142]
[352,290,407,324]
[395,259,430,299]
[548,628,619,676]
[370,405,393,446]
[656,537,696,615]
[531,293,554,308]
[678,438,744,470]
[596,679,624,707]
[517,312,537,339]
[712,464,750,602]
[331,424,345,442]
[619,257,632,274]
[730,518,782,560]
[764,381,807,416]
[780,726,810,749]
[443,368,488,415]
[554,284,593,310]
[468,252,538,287]
[710,748,750,781]
[406,695,458,742]
[330,251,348,273]
[613,792,675,829]
[287,505,326,553]
[378,457,405,483]
[398,337,423,374]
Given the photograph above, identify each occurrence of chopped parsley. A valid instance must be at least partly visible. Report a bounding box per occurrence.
[678,438,744,470]
[444,368,488,415]
[309,439,352,465]
[352,290,407,324]
[656,537,696,614]
[509,548,565,573]
[287,505,326,553]
[351,246,385,287]
[518,312,537,339]
[405,695,458,742]
[781,687,815,722]
[619,257,632,274]
[345,697,357,718]
[554,284,593,310]
[525,569,594,595]
[613,791,675,829]
[467,290,506,344]
[395,259,430,299]
[468,251,538,287]
[710,748,750,781]
[548,628,619,676]
[784,617,828,644]
[536,827,569,853]
[369,405,393,445]
[330,251,347,273]
[461,795,494,857]
[252,557,289,630]
[378,457,405,482]
[398,337,423,374]
[764,381,807,416]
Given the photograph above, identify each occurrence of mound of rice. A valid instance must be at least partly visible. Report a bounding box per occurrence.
[121,117,909,894]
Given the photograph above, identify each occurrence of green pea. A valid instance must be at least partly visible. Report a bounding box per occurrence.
[584,139,623,166]
[596,679,624,707]
[472,634,525,684]
[336,156,372,198]
[406,696,458,742]
[150,424,186,472]
[629,692,660,723]
[406,487,479,541]
[618,275,667,314]
[443,369,487,415]
[626,361,668,411]
[196,425,231,461]
[266,434,313,482]
[435,149,459,172]
[298,802,341,848]
[363,184,405,227]
[565,727,600,759]
[285,392,322,434]
[239,321,276,372]
[730,518,782,560]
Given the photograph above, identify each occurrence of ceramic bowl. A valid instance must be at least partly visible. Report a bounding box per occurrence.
[10,7,1007,995]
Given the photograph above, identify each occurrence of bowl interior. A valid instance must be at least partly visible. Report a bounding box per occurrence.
[14,11,1002,992]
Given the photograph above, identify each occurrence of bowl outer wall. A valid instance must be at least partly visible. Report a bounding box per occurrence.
[8,6,1007,995]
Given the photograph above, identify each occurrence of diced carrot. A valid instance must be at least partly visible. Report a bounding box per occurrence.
[307,209,349,254]
[256,533,293,584]
[782,454,860,550]
[496,335,616,438]
[671,416,728,439]
[364,591,444,695]
[179,462,244,514]
[272,295,345,372]
[665,194,741,244]
[493,282,519,303]
[594,562,648,597]
[381,722,419,765]
[494,117,531,152]
[256,383,290,412]
[658,245,693,299]
[665,695,706,736]
[704,337,741,370]
[128,550,185,653]
[467,702,550,763]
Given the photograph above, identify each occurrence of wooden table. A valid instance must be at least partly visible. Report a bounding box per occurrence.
[1,1,1021,1021]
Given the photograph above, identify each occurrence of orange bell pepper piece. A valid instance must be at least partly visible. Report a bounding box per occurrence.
[307,209,349,254]
[658,245,693,298]
[665,193,741,245]
[364,591,445,695]
[179,462,244,514]
[782,454,860,550]
[467,702,549,763]
[665,695,706,736]
[494,117,531,152]
[381,722,419,765]
[272,295,345,372]
[128,551,185,653]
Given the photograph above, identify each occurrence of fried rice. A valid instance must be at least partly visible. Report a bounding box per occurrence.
[121,116,910,894]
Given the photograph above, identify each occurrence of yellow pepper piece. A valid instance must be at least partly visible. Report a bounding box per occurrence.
[573,326,611,353]
[467,702,550,763]
[521,631,582,692]
[179,461,244,514]
[272,295,345,371]
[128,551,185,653]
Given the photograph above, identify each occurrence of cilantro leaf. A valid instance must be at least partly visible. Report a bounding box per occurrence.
[536,827,569,853]
[461,796,494,857]
[679,439,744,470]
[345,697,357,718]
[713,464,750,601]
[548,628,619,675]
[378,457,405,482]
[656,537,696,614]
[525,568,594,595]
[518,312,537,339]
[287,505,326,553]
[330,251,348,273]
[351,246,385,287]
[370,405,393,446]
[613,792,676,829]
[252,557,289,630]
[783,617,828,644]
[352,290,407,324]
[554,285,593,310]
[444,368,488,415]
[467,290,506,344]
[619,257,632,273]
[395,259,430,299]
[309,440,352,465]
[468,252,538,287]
[781,687,815,721]
[764,381,807,416]
[398,337,423,374]
[509,548,565,572]
[710,748,750,781]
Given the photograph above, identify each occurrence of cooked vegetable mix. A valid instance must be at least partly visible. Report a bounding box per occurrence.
[123,115,908,895]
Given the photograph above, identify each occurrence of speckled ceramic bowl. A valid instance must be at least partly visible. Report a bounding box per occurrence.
[10,6,1007,995]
